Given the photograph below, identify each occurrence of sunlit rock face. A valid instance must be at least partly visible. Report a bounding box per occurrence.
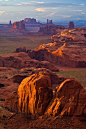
[45,79,86,116]
[9,21,30,34]
[18,71,53,115]
[12,21,25,29]
[3,76,86,117]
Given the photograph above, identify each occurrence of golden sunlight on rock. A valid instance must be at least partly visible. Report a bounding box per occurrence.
[45,79,86,117]
[18,71,53,115]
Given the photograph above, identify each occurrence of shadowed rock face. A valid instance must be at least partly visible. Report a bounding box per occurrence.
[45,79,86,116]
[15,47,26,53]
[84,34,86,37]
[18,71,53,115]
[68,21,74,28]
[0,52,59,72]
[0,84,5,88]
[39,25,65,35]
[4,91,19,113]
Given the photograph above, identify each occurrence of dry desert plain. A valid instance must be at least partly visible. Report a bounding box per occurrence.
[0,27,86,129]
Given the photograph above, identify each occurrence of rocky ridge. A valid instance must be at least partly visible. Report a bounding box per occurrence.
[51,28,86,43]
[28,41,86,67]
[0,52,59,72]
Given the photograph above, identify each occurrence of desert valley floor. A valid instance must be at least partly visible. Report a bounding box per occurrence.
[0,25,86,128]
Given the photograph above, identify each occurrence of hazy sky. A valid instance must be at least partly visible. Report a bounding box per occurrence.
[0,0,86,23]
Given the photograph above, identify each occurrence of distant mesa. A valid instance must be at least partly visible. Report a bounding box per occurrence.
[9,21,31,34]
[12,21,25,30]
[21,18,53,25]
[22,18,37,24]
[39,25,65,35]
[0,18,55,33]
[68,21,74,28]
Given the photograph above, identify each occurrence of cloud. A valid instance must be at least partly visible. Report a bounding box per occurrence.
[43,12,55,17]
[5,0,15,1]
[79,4,85,6]
[69,10,83,12]
[77,18,81,20]
[53,14,72,18]
[61,15,71,18]
[0,2,86,8]
[35,8,45,12]
[37,2,44,4]
[5,0,16,1]
[0,11,5,15]
[81,12,86,14]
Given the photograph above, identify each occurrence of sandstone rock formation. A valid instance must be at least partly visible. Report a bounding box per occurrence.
[51,28,86,43]
[19,67,65,84]
[9,21,30,35]
[45,79,86,116]
[68,21,74,28]
[28,41,86,67]
[15,46,26,53]
[18,71,53,115]
[39,25,65,35]
[3,76,86,117]
[12,21,25,30]
[2,67,66,113]
[0,52,59,71]
[4,91,18,112]
[11,74,28,84]
[0,74,28,99]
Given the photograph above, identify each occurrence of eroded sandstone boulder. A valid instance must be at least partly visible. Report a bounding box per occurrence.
[18,71,53,115]
[30,68,65,84]
[3,76,86,117]
[45,79,86,116]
